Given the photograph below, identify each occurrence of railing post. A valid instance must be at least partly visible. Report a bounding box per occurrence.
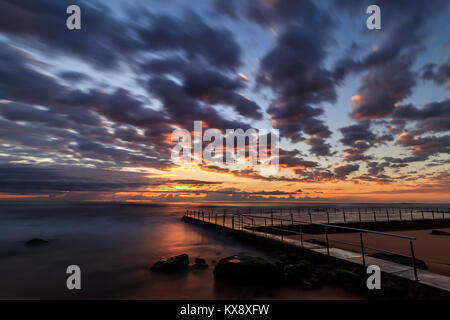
[309,209,312,224]
[291,213,294,225]
[342,209,346,223]
[270,210,274,226]
[432,210,435,221]
[280,218,283,240]
[360,233,366,266]
[386,208,390,222]
[410,209,413,221]
[327,211,330,224]
[373,210,377,222]
[300,224,303,247]
[264,217,267,236]
[410,240,419,281]
[232,215,234,229]
[358,209,362,223]
[421,209,425,220]
[325,226,330,256]
[399,209,402,221]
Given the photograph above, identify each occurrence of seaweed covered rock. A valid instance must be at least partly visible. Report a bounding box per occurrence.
[151,254,189,273]
[214,255,282,284]
[285,260,314,281]
[334,269,364,292]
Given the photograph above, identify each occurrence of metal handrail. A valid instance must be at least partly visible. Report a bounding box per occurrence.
[184,209,426,281]
[240,213,417,240]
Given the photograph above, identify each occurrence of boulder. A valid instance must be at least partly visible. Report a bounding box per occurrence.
[25,238,49,247]
[193,258,208,269]
[151,254,189,273]
[285,260,314,278]
[214,255,282,284]
[334,269,363,292]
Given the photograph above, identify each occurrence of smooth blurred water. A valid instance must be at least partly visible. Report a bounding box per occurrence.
[0,202,363,299]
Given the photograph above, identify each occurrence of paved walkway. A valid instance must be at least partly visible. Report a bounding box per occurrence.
[184,215,450,294]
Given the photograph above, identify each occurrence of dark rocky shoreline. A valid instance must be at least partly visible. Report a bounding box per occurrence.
[150,251,425,299]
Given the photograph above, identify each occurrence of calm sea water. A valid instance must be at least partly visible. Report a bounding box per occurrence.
[0,202,407,299]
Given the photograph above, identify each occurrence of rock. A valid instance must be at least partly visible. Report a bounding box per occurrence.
[430,230,450,236]
[194,258,208,269]
[285,260,314,278]
[151,254,189,273]
[370,252,427,269]
[334,269,363,292]
[214,255,282,284]
[25,238,49,247]
[284,260,316,285]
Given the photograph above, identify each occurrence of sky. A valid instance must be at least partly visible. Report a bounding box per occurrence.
[0,0,449,203]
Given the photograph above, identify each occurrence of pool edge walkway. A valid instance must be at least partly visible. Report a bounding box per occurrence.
[183,215,450,297]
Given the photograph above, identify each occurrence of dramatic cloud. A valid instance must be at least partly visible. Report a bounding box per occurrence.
[255,1,336,156]
[339,122,392,161]
[0,0,139,70]
[397,132,450,158]
[0,0,448,201]
[334,164,360,180]
[422,59,450,88]
[349,60,416,120]
[391,99,450,134]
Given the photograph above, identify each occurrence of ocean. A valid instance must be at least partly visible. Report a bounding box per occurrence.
[0,202,365,299]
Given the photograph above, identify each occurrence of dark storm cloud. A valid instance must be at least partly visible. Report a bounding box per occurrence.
[148,76,250,131]
[0,42,69,106]
[0,48,174,169]
[421,59,450,88]
[305,138,333,157]
[0,2,255,176]
[397,132,450,158]
[278,149,318,168]
[58,88,169,129]
[0,164,154,194]
[143,58,263,120]
[182,68,263,120]
[137,11,242,72]
[0,0,138,70]
[334,164,359,180]
[391,99,450,134]
[338,122,393,162]
[334,0,449,76]
[215,0,321,28]
[333,0,448,120]
[350,60,416,120]
[255,2,336,156]
[367,161,390,176]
